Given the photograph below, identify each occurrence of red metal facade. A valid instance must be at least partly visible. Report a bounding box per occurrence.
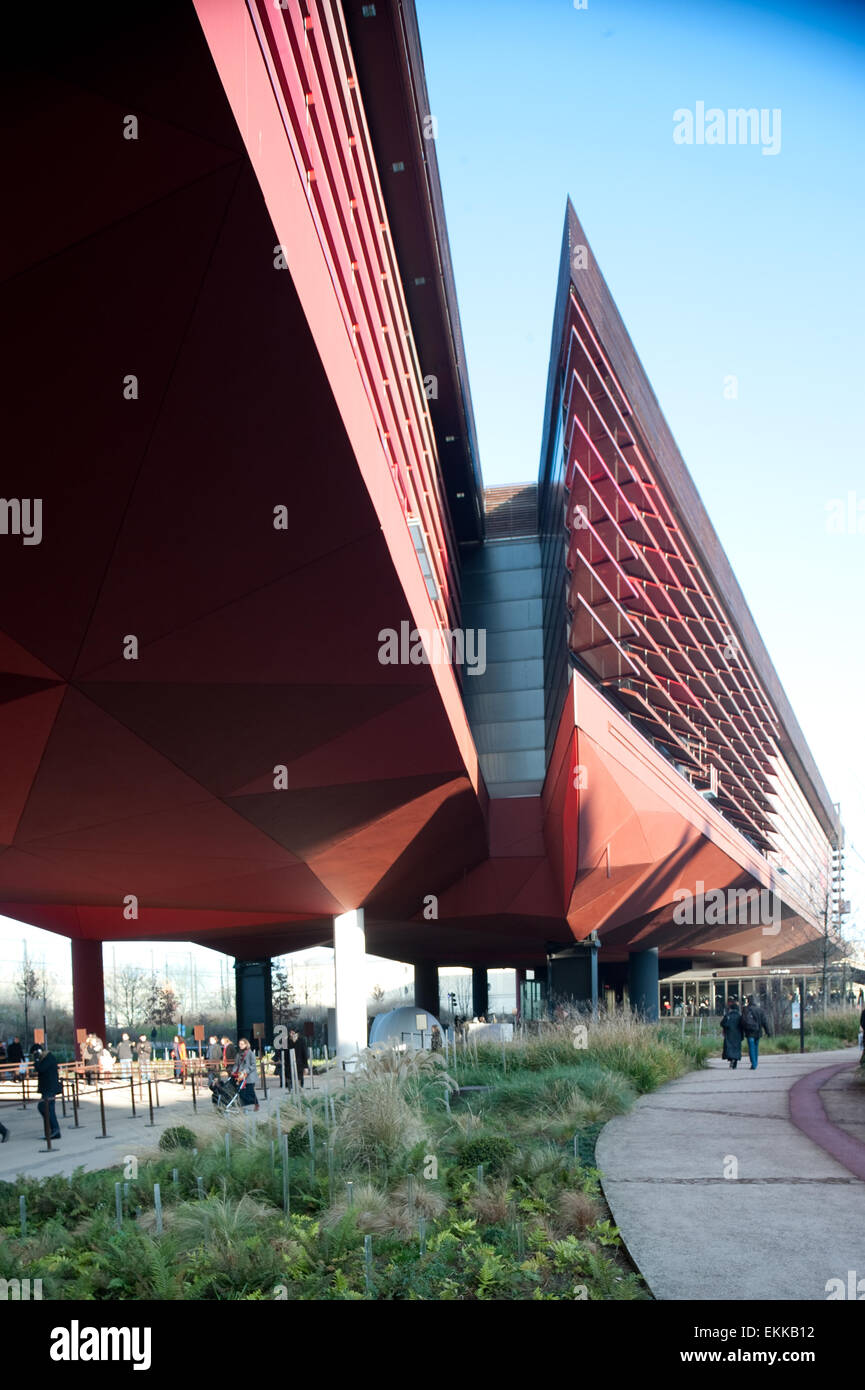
[243,0,459,630]
[561,284,779,849]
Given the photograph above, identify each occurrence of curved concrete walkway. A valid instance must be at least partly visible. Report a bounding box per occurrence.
[597,1048,865,1301]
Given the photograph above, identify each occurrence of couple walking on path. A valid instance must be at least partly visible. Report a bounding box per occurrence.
[721,995,772,1069]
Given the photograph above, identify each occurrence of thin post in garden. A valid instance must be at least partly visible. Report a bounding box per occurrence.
[153,1182,163,1235]
[115,1182,123,1231]
[129,1077,138,1118]
[363,1235,373,1297]
[146,1081,155,1128]
[19,1194,26,1238]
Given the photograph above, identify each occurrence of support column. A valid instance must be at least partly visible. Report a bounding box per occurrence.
[471,966,488,1019]
[72,939,105,1042]
[334,909,368,1057]
[547,941,599,1016]
[628,948,659,1022]
[413,961,440,1018]
[234,959,273,1048]
[745,952,762,968]
[515,967,526,1019]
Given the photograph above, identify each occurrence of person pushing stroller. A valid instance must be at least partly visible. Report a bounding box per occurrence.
[208,1069,240,1109]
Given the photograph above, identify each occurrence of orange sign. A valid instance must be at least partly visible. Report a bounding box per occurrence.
[33,1028,45,1044]
[193,1025,205,1041]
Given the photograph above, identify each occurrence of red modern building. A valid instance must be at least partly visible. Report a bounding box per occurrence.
[2,0,840,1046]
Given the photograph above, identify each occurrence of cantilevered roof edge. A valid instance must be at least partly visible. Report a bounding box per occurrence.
[344,0,485,543]
[553,198,838,844]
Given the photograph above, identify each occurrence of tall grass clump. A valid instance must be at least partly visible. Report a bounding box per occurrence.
[333,1047,451,1174]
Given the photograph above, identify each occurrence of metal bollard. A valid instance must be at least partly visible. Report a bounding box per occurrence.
[130,1077,138,1118]
[191,1072,197,1113]
[95,1087,110,1138]
[146,1080,155,1127]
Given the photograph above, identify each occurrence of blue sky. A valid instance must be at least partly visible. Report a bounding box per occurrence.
[416,0,865,936]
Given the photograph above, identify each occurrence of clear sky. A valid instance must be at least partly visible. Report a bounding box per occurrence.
[1,0,862,983]
[416,0,865,939]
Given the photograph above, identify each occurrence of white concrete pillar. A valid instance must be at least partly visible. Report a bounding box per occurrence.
[334,909,367,1058]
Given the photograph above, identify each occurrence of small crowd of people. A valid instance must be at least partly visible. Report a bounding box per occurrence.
[80,1033,151,1082]
[205,1029,310,1112]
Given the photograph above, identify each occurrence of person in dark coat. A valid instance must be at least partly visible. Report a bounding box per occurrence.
[31,1044,61,1139]
[7,1038,23,1065]
[859,1007,865,1067]
[116,1033,134,1078]
[286,1028,309,1089]
[741,995,772,1070]
[136,1035,152,1081]
[220,1036,236,1065]
[720,999,744,1070]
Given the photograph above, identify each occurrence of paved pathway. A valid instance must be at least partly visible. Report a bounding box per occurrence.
[0,1071,344,1181]
[597,1048,865,1301]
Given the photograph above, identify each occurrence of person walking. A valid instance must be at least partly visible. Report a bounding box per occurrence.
[720,998,744,1070]
[136,1035,152,1081]
[231,1038,260,1110]
[116,1033,134,1079]
[7,1037,23,1066]
[286,1028,309,1090]
[171,1036,188,1084]
[32,1043,62,1140]
[741,994,772,1069]
[220,1035,236,1066]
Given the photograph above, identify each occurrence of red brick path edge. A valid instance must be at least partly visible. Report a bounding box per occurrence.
[788,1062,865,1181]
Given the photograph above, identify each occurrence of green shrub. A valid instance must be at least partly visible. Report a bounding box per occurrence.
[455,1134,516,1176]
[285,1122,327,1156]
[159,1126,196,1152]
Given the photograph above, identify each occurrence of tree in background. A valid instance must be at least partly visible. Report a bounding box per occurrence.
[271,963,300,1028]
[106,965,150,1030]
[14,958,41,1045]
[143,979,179,1029]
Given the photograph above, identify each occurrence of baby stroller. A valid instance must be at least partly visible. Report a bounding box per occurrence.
[209,1071,241,1111]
